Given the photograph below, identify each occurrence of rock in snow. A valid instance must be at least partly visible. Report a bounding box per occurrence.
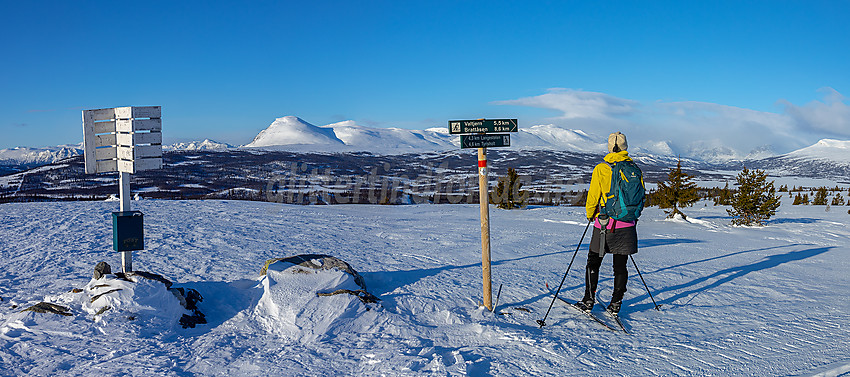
[252,254,379,342]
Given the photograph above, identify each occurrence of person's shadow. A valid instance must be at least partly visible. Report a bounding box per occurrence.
[629,245,834,312]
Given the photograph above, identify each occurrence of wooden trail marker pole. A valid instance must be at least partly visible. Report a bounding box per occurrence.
[448,118,516,311]
[478,147,492,310]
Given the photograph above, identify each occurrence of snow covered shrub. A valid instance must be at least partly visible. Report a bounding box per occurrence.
[831,192,845,206]
[656,159,699,218]
[727,167,780,226]
[491,167,528,209]
[812,187,828,205]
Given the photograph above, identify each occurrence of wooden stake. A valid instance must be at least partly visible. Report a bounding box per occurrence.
[478,147,492,310]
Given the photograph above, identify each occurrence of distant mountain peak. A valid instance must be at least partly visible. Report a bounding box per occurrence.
[245,116,344,147]
[165,139,233,151]
[785,138,850,163]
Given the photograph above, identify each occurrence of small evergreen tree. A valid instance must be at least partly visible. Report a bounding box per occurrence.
[831,192,845,206]
[793,193,804,205]
[812,187,828,205]
[491,167,528,209]
[714,182,734,206]
[655,159,700,219]
[727,167,781,226]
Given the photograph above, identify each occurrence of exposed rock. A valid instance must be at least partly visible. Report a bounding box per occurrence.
[93,261,112,280]
[261,254,367,290]
[179,311,207,328]
[169,287,206,328]
[90,288,123,303]
[316,289,380,304]
[129,271,173,288]
[81,269,205,329]
[22,302,72,316]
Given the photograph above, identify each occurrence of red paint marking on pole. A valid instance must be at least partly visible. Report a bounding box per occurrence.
[478,160,487,167]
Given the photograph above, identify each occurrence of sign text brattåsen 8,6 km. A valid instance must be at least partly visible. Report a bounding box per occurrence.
[448,119,518,134]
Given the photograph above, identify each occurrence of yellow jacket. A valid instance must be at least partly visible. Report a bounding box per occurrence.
[585,151,639,220]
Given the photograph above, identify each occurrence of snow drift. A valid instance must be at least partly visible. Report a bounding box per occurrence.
[250,254,379,343]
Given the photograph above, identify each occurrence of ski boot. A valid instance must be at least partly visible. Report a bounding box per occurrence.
[608,273,627,315]
[606,300,622,315]
[574,299,594,312]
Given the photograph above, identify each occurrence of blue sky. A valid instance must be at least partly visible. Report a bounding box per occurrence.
[1,1,848,154]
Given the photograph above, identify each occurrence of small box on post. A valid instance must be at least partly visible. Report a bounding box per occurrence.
[112,211,144,252]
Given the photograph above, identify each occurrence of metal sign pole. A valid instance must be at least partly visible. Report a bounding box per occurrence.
[118,171,132,273]
[478,147,493,310]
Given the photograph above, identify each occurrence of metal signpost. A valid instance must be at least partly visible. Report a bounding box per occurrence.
[83,106,162,273]
[448,118,517,311]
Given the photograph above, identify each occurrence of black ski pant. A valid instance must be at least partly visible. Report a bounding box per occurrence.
[582,252,628,304]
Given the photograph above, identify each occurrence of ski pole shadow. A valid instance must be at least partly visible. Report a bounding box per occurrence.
[652,243,802,275]
[630,246,835,312]
[638,238,702,248]
[364,247,577,298]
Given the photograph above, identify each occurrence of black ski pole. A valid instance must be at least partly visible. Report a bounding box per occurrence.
[630,255,661,311]
[493,284,503,313]
[537,218,593,328]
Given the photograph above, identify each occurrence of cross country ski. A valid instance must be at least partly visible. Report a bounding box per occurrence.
[543,283,620,332]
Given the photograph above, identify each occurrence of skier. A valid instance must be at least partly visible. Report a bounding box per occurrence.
[575,132,642,314]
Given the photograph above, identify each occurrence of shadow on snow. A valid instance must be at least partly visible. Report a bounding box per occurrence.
[629,245,834,312]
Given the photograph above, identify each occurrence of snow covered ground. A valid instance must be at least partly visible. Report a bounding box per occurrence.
[1,200,849,376]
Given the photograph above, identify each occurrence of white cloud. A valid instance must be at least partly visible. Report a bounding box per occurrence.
[492,88,639,120]
[494,88,847,158]
[652,101,802,159]
[780,87,850,137]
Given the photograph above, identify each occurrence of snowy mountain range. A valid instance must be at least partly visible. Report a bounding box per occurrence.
[233,116,850,168]
[0,144,84,167]
[0,139,233,169]
[165,139,234,151]
[243,116,603,154]
[2,115,849,175]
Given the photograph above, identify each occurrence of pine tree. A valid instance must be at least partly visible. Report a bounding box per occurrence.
[491,167,528,209]
[655,159,700,219]
[715,182,734,206]
[727,167,781,226]
[812,187,828,205]
[793,193,804,205]
[831,192,845,206]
